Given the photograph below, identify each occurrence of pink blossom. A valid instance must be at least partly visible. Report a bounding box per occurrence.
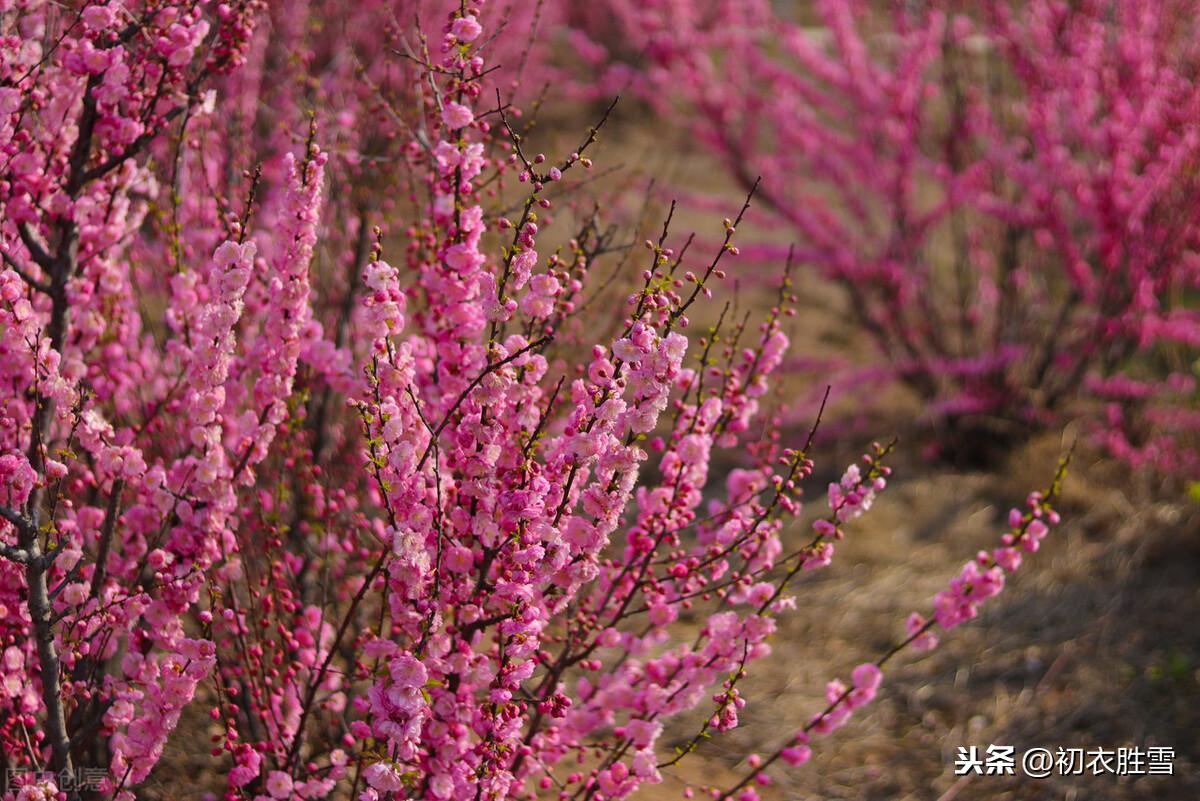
[851,663,882,692]
[265,771,293,799]
[442,102,475,130]
[363,763,405,793]
[451,16,483,42]
[780,744,811,767]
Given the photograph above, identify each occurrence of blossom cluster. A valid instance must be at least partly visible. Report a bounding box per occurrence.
[560,0,1200,474]
[0,2,1076,801]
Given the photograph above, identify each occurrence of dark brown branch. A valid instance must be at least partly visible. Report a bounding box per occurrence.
[0,504,36,539]
[89,479,123,599]
[16,223,55,272]
[1,250,52,294]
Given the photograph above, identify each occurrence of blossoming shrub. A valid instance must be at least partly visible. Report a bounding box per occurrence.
[2,2,1069,800]
[565,0,1200,472]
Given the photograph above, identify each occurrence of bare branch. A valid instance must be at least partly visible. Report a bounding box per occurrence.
[17,223,55,271]
[0,504,36,536]
[0,250,52,294]
[0,544,32,564]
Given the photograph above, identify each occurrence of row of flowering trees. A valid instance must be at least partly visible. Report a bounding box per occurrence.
[560,0,1200,472]
[2,1,1073,800]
